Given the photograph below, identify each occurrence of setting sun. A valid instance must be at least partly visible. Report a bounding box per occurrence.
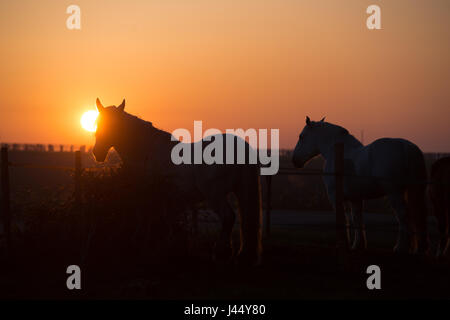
[81,110,99,132]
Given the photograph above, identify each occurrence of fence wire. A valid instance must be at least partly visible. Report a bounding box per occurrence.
[277,168,450,186]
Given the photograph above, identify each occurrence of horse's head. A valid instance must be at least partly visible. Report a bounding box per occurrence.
[92,98,126,162]
[292,116,326,168]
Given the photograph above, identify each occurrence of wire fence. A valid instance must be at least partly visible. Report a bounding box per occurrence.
[1,144,449,261]
[277,168,450,186]
[0,142,91,153]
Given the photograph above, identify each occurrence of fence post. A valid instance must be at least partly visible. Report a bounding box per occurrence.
[334,143,348,265]
[1,146,12,256]
[265,175,272,238]
[74,150,82,207]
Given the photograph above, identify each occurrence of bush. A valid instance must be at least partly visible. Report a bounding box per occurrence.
[6,166,195,286]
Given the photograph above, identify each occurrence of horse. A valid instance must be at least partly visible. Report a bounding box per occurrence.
[429,156,450,257]
[292,117,428,254]
[92,98,262,266]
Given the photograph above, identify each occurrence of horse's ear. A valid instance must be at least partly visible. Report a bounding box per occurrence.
[96,98,105,112]
[306,116,311,126]
[320,117,326,122]
[117,99,125,112]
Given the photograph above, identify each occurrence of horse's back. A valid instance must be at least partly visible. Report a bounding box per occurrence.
[178,133,259,198]
[366,138,426,181]
[344,138,426,197]
[430,156,450,180]
[429,156,450,208]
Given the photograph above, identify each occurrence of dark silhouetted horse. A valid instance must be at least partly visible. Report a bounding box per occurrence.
[92,98,262,266]
[292,117,428,254]
[429,156,450,257]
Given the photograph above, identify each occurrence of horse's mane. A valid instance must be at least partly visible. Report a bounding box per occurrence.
[121,110,172,140]
[322,122,363,147]
[323,122,349,135]
[121,111,153,131]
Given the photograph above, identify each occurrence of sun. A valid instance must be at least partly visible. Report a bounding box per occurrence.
[81,110,99,132]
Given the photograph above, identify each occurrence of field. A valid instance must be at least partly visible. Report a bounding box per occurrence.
[0,149,449,299]
[1,221,449,299]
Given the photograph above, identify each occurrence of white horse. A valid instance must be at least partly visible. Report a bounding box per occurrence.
[292,117,428,253]
[92,98,263,265]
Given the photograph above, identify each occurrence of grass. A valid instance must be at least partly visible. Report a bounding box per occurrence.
[1,164,449,300]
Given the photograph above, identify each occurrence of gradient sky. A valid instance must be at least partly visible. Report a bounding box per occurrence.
[0,0,449,151]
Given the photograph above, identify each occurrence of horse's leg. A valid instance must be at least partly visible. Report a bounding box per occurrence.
[219,200,236,261]
[350,200,367,250]
[328,189,354,246]
[210,196,236,262]
[442,185,450,256]
[344,202,352,246]
[442,205,450,256]
[388,193,411,253]
[407,186,429,254]
[432,193,447,257]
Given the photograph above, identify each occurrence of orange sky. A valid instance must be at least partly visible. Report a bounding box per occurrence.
[0,0,449,151]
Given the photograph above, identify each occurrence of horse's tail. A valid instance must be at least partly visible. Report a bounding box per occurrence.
[405,144,428,253]
[236,164,263,266]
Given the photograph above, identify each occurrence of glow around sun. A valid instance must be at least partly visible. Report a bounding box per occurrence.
[81,110,99,132]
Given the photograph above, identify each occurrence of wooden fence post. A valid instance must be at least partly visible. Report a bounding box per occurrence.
[265,175,272,238]
[334,143,348,265]
[1,146,12,255]
[74,150,82,207]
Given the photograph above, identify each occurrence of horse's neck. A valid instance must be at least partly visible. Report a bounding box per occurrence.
[115,118,175,168]
[148,127,177,159]
[319,132,362,165]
